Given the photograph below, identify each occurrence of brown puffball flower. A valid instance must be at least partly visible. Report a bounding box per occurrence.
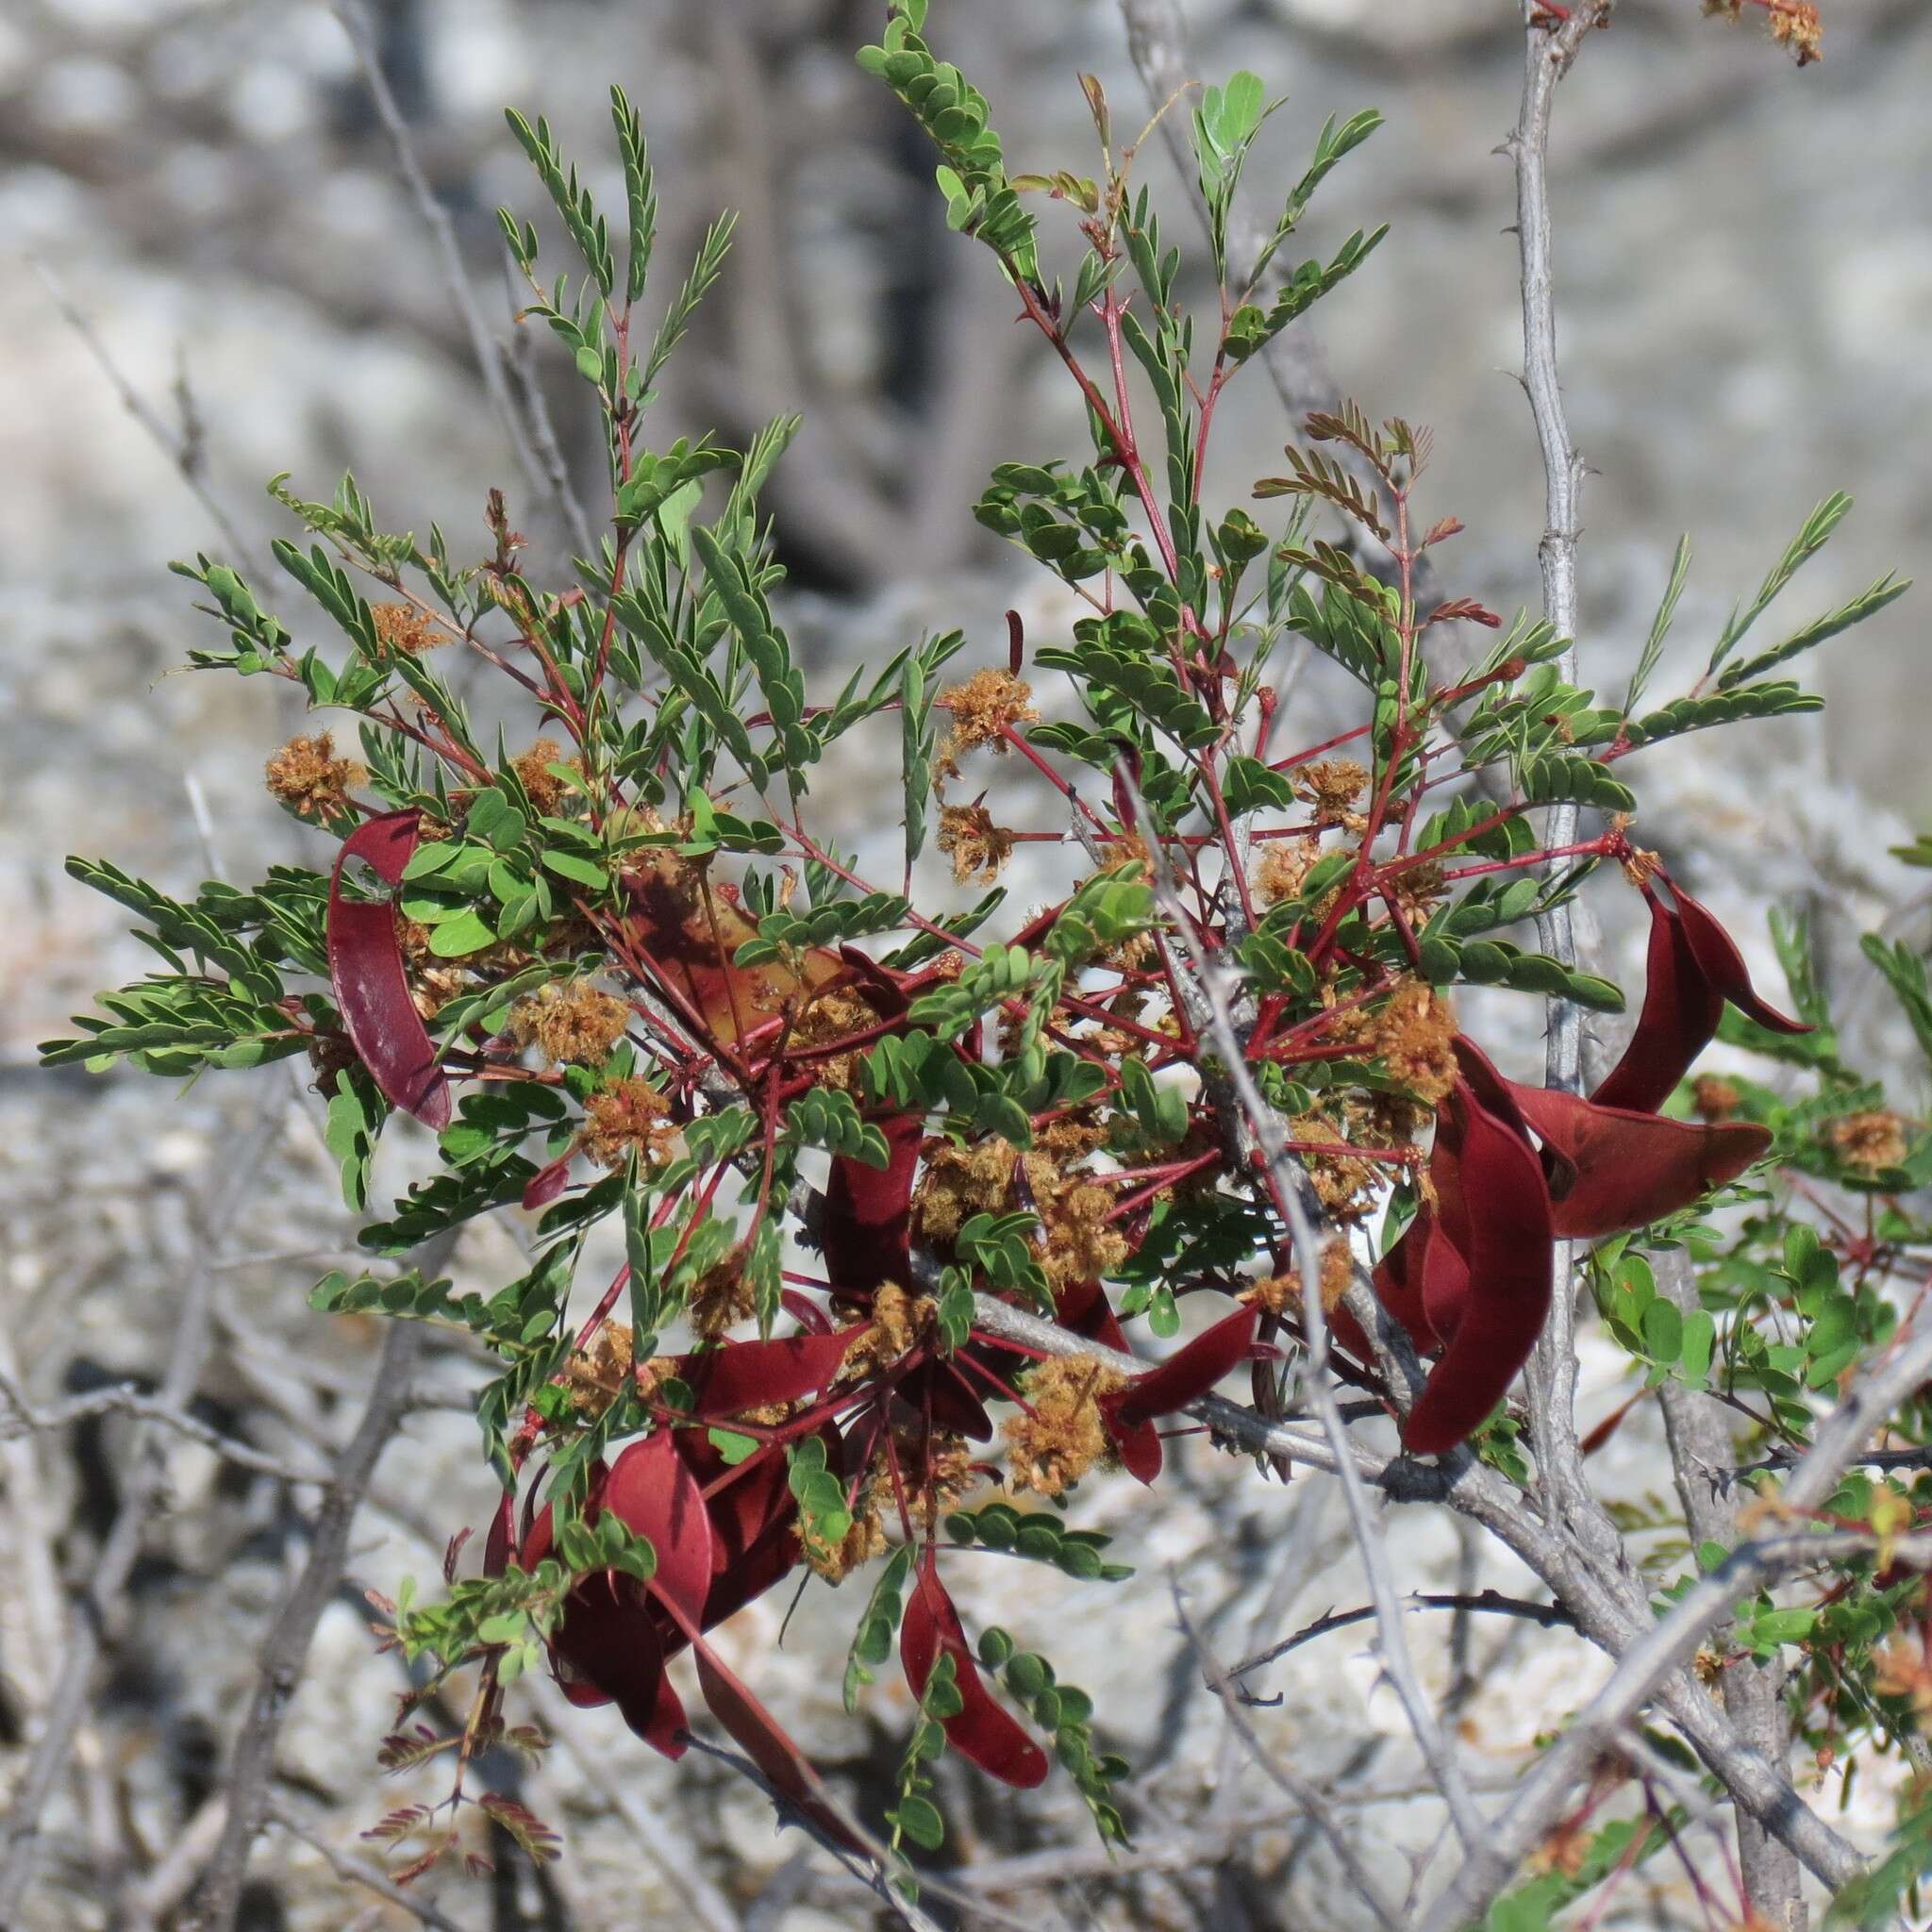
[1347,980,1459,1108]
[937,802,1017,885]
[1874,1641,1932,1724]
[1388,859,1447,928]
[1296,758,1370,829]
[1691,1074,1741,1122]
[789,987,885,1095]
[564,1324,635,1419]
[1288,1111,1384,1222]
[393,918,468,1021]
[370,601,447,657]
[1245,1238,1353,1317]
[940,668,1036,754]
[1829,1110,1909,1174]
[914,1433,981,1522]
[581,1077,677,1171]
[913,1136,1018,1246]
[688,1246,755,1339]
[1768,0,1822,63]
[507,980,631,1066]
[1255,841,1314,908]
[511,738,579,816]
[840,1282,941,1380]
[1036,1183,1129,1291]
[265,732,364,823]
[1003,1356,1126,1498]
[803,1494,888,1584]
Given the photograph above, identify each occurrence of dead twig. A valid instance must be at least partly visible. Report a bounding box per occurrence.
[0,1091,285,1920]
[328,0,550,516]
[0,1372,329,1486]
[27,255,255,563]
[263,1802,472,1932]
[183,1304,433,1932]
[1170,1575,1407,1932]
[1228,1590,1576,1689]
[1509,0,1611,1530]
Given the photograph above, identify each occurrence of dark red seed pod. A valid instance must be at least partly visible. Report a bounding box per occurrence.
[901,1552,1050,1789]
[325,810,451,1129]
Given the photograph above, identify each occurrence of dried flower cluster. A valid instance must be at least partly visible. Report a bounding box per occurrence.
[264,731,362,822]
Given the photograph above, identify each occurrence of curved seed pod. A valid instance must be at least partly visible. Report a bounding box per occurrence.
[550,1578,687,1757]
[1370,1210,1437,1353]
[1591,895,1724,1115]
[518,1473,689,1757]
[1506,1082,1771,1237]
[325,810,451,1129]
[673,1328,859,1421]
[1108,1303,1260,1429]
[823,1114,924,1293]
[603,1429,715,1628]
[1668,878,1808,1036]
[481,1491,516,1578]
[1593,881,1805,1115]
[693,1641,865,1849]
[1404,1076,1553,1457]
[901,1552,1050,1788]
[780,1289,833,1334]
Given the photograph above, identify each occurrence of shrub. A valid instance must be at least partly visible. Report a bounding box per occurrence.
[43,2,1932,1924]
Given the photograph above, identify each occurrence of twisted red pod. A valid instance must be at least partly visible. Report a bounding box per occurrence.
[1371,1208,1447,1356]
[325,809,451,1129]
[690,1424,855,1634]
[522,1429,800,1757]
[481,1491,516,1578]
[692,1641,865,1850]
[1372,1208,1468,1361]
[1403,1074,1554,1457]
[780,1289,834,1335]
[550,1578,687,1756]
[901,1552,1050,1788]
[1670,880,1807,1038]
[518,1471,689,1757]
[1506,1082,1772,1237]
[1593,881,1806,1114]
[1591,895,1724,1115]
[823,1114,924,1294]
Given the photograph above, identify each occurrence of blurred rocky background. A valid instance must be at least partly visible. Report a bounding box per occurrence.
[3,1,1929,1927]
